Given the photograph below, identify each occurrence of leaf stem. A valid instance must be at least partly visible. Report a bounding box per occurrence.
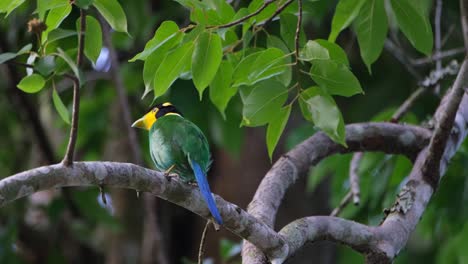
[62,8,86,166]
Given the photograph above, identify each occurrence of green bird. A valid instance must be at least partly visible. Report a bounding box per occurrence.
[132,102,222,225]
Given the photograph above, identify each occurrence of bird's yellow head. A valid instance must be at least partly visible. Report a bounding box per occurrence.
[131,102,182,130]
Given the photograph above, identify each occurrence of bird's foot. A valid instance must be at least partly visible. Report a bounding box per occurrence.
[164,173,179,181]
[188,181,198,187]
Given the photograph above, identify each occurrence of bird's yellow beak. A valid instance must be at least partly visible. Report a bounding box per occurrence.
[131,111,156,130]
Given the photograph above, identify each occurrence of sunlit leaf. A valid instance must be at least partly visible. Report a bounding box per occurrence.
[81,16,102,64]
[267,35,292,86]
[267,105,291,160]
[42,3,72,43]
[129,21,182,62]
[192,32,223,99]
[0,43,32,64]
[328,0,366,42]
[93,0,128,33]
[153,41,195,97]
[209,61,235,119]
[17,74,46,93]
[299,86,346,145]
[52,87,70,124]
[0,0,25,17]
[309,59,363,97]
[390,0,433,55]
[300,40,330,61]
[242,80,288,127]
[355,0,388,73]
[233,48,287,87]
[280,13,306,51]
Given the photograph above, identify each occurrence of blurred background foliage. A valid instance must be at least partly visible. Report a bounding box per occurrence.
[0,0,467,263]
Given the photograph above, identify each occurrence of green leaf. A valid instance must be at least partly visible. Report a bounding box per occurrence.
[46,29,77,44]
[36,0,67,20]
[299,86,346,145]
[42,3,72,43]
[56,48,80,81]
[142,51,163,98]
[81,16,102,64]
[267,105,291,160]
[328,0,366,42]
[0,0,25,17]
[280,13,306,51]
[153,41,195,97]
[129,21,182,62]
[315,39,349,67]
[219,239,242,262]
[300,40,330,61]
[242,80,288,127]
[17,74,46,93]
[309,59,363,97]
[192,32,223,99]
[233,48,287,87]
[355,0,388,72]
[75,0,94,9]
[390,0,433,55]
[93,0,128,33]
[209,61,235,119]
[35,55,56,76]
[52,88,70,124]
[267,35,292,86]
[0,43,32,64]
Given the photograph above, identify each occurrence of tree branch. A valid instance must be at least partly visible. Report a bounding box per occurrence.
[422,59,468,188]
[62,8,86,166]
[242,123,431,263]
[100,16,169,264]
[460,0,468,53]
[0,162,289,263]
[410,47,465,66]
[294,0,302,64]
[349,152,362,205]
[243,58,468,264]
[210,0,276,29]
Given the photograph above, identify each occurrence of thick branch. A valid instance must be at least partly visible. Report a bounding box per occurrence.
[0,162,288,262]
[349,152,363,205]
[242,123,431,263]
[279,216,376,257]
[461,0,468,53]
[243,59,468,264]
[422,59,468,187]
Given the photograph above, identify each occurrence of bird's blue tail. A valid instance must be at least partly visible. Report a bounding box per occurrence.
[190,159,223,225]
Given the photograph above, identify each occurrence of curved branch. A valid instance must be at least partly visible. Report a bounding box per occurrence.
[246,59,468,264]
[0,162,288,262]
[242,123,431,263]
[279,216,376,257]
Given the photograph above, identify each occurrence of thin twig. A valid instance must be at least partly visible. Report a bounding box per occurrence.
[262,0,295,27]
[210,0,276,29]
[294,0,303,64]
[330,192,352,217]
[434,0,443,94]
[411,48,465,65]
[391,87,427,122]
[350,152,363,205]
[198,221,211,264]
[62,9,86,166]
[461,0,468,53]
[384,40,422,81]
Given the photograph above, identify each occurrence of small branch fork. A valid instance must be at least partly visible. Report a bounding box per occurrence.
[62,8,86,166]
